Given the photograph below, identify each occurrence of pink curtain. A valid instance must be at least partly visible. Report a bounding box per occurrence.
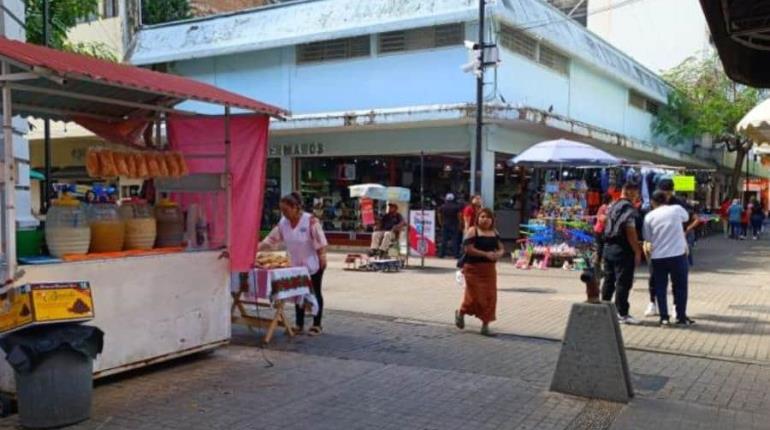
[167,114,269,272]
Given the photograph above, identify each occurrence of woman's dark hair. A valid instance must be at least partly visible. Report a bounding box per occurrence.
[475,207,495,230]
[602,194,613,205]
[280,192,303,209]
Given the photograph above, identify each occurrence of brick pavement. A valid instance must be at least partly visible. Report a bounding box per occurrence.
[323,235,770,364]
[3,310,770,429]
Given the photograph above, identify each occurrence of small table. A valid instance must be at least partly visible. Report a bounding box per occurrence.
[231,267,318,344]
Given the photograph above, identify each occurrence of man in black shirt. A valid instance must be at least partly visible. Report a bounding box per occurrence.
[602,181,643,325]
[369,203,406,258]
[438,193,463,258]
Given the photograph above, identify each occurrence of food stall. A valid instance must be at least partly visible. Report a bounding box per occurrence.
[0,38,286,394]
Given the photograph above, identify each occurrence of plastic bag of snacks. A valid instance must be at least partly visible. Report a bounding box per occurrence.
[145,153,161,177]
[126,152,138,178]
[155,153,170,177]
[114,152,130,177]
[135,153,149,178]
[165,152,181,177]
[98,150,118,177]
[86,148,101,178]
[174,152,189,176]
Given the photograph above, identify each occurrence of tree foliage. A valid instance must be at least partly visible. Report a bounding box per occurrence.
[652,55,763,198]
[142,0,192,25]
[64,41,118,62]
[25,0,99,49]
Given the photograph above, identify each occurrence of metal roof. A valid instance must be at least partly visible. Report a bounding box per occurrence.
[129,0,668,102]
[0,36,287,122]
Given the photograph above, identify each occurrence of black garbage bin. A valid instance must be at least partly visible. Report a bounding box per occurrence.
[0,324,104,429]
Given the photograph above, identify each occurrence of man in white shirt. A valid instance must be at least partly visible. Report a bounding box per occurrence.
[643,191,695,326]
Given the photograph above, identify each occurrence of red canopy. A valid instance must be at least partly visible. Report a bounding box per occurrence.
[0,36,287,120]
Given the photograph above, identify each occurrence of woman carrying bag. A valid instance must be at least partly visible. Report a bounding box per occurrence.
[454,208,504,336]
[259,192,328,336]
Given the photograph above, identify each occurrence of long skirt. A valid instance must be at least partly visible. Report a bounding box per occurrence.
[461,262,497,324]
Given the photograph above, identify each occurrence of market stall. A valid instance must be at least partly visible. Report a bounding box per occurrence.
[509,139,619,270]
[0,37,286,394]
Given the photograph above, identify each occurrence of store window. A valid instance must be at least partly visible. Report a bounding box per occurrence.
[103,0,119,18]
[296,155,470,232]
[261,158,281,232]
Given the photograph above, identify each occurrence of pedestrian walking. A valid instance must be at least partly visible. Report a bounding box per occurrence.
[728,199,743,239]
[462,194,483,233]
[643,190,695,326]
[601,181,643,325]
[455,208,504,336]
[750,200,765,240]
[259,192,329,336]
[719,198,731,238]
[438,193,463,258]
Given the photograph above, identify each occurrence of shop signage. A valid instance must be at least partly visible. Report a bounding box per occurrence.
[673,175,696,192]
[0,281,94,334]
[360,198,375,226]
[269,143,325,157]
[408,210,436,257]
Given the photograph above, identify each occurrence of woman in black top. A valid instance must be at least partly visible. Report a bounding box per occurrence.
[455,208,504,336]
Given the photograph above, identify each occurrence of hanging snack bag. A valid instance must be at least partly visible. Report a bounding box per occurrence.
[86,148,101,178]
[174,152,189,176]
[126,152,138,178]
[156,153,170,177]
[135,153,149,178]
[98,150,118,177]
[114,152,130,177]
[145,153,161,177]
[165,152,181,177]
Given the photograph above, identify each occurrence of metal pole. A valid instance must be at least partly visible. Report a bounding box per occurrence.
[42,0,51,212]
[224,106,232,252]
[745,149,750,201]
[2,61,16,280]
[474,0,485,196]
[420,151,425,268]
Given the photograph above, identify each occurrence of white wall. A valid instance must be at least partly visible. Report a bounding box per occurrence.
[587,0,711,73]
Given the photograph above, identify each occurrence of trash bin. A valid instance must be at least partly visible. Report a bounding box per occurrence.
[0,324,104,429]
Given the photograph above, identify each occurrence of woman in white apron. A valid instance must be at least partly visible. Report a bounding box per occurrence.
[260,192,329,335]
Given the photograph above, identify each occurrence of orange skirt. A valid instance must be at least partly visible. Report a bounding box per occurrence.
[461,262,497,324]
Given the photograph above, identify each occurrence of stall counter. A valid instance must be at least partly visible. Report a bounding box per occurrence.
[0,250,231,394]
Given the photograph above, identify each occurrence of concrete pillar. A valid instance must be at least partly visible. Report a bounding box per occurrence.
[280,156,293,196]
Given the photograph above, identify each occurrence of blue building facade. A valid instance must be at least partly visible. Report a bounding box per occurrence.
[130,0,712,239]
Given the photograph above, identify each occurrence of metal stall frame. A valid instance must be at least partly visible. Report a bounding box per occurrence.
[0,37,287,285]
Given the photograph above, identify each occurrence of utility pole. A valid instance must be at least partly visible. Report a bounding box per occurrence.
[42,0,51,212]
[474,0,484,196]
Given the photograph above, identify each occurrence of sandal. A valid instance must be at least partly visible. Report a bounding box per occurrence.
[291,326,305,335]
[454,310,465,330]
[480,325,496,337]
[308,326,323,336]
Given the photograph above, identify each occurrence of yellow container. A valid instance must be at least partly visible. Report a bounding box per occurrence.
[88,203,125,253]
[119,200,157,250]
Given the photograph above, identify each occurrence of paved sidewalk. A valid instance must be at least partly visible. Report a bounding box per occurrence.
[324,235,770,364]
[2,310,770,429]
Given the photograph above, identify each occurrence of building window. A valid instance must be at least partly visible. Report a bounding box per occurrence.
[103,0,119,18]
[297,36,371,64]
[499,25,569,75]
[629,90,660,115]
[378,23,464,54]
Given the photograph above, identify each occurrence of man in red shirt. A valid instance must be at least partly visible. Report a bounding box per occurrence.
[462,195,483,234]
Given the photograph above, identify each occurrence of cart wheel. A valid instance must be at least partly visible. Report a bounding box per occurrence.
[0,394,16,417]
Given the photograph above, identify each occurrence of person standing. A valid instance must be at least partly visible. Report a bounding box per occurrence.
[643,190,694,326]
[454,208,504,336]
[728,199,743,239]
[462,194,483,233]
[655,179,700,265]
[750,200,765,240]
[741,202,751,240]
[719,198,731,239]
[369,202,406,258]
[438,193,463,258]
[602,181,643,325]
[260,192,328,336]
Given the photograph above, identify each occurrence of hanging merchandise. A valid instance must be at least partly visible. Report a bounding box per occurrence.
[85,148,188,180]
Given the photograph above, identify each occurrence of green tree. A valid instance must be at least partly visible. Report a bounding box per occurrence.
[142,0,192,25]
[653,55,762,199]
[25,0,99,49]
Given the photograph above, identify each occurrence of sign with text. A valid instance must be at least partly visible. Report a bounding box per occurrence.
[360,198,375,226]
[408,210,436,257]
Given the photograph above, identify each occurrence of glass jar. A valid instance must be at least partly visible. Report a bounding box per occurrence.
[88,203,126,253]
[119,199,157,250]
[45,196,90,257]
[154,199,184,248]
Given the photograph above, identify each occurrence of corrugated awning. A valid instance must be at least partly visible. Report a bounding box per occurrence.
[0,36,288,121]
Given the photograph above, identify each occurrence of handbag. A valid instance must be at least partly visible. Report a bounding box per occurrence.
[455,229,477,268]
